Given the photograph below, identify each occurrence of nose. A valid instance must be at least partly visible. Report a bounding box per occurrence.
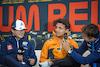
[55,27,59,31]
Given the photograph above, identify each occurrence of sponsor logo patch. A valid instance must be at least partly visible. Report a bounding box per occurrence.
[97,48,100,52]
[22,41,28,46]
[7,44,13,50]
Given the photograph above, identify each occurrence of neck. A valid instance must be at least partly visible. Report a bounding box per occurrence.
[15,37,20,40]
[56,36,64,39]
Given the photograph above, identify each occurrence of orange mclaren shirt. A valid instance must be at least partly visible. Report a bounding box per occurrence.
[39,35,79,62]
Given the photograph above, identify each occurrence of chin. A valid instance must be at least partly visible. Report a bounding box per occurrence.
[19,36,24,38]
[56,35,60,37]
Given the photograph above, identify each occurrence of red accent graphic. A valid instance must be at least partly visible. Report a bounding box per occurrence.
[7,44,13,50]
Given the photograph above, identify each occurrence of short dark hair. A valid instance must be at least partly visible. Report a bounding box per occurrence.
[55,18,70,29]
[12,28,16,30]
[81,24,99,38]
[11,20,16,29]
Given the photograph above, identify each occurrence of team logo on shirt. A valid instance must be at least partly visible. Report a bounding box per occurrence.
[22,41,28,46]
[87,43,91,47]
[7,44,13,50]
[97,48,100,52]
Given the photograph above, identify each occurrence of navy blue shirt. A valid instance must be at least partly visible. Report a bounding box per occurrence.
[71,34,100,67]
[0,36,37,66]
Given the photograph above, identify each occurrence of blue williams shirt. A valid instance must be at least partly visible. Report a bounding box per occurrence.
[71,34,100,67]
[0,36,37,66]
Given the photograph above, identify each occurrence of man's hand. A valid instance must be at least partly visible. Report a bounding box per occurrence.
[62,39,72,51]
[50,59,55,66]
[17,54,23,61]
[28,58,35,65]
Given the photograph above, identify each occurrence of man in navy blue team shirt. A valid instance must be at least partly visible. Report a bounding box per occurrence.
[0,20,37,67]
[62,24,100,67]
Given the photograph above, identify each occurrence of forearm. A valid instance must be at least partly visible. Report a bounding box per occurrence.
[32,57,37,66]
[70,50,98,65]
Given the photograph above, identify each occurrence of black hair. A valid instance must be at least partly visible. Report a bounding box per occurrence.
[11,20,16,29]
[81,24,99,38]
[55,18,70,29]
[12,28,16,30]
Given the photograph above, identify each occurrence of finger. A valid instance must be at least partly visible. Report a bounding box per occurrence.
[62,39,66,43]
[28,59,31,61]
[65,40,69,43]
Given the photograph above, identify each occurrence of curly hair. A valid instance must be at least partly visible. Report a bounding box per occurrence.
[81,24,99,38]
[55,18,70,29]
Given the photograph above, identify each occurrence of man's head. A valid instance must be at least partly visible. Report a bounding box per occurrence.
[55,18,70,38]
[11,20,28,39]
[81,24,99,42]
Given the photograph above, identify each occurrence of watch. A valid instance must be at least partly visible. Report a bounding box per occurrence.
[68,49,73,54]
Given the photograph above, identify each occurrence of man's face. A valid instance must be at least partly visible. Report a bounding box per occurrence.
[82,33,92,42]
[12,29,25,39]
[55,23,68,37]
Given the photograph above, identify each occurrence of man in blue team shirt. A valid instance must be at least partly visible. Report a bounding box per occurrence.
[62,24,100,67]
[0,20,37,67]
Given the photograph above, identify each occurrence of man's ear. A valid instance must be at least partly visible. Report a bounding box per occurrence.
[11,29,15,36]
[11,28,14,33]
[65,29,69,33]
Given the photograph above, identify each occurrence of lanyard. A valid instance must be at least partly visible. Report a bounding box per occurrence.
[56,37,62,52]
[15,37,19,49]
[92,41,97,67]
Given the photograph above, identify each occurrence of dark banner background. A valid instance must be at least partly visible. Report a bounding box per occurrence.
[0,0,100,49]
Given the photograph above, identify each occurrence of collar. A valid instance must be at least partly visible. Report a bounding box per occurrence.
[94,34,100,43]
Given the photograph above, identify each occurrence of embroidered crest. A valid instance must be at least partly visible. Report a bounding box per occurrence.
[7,44,13,50]
[22,41,28,46]
[20,23,24,26]
[97,48,100,52]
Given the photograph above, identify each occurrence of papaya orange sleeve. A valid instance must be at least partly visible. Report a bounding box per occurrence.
[39,41,51,62]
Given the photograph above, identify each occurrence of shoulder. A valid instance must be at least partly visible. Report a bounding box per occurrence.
[43,37,55,46]
[22,37,30,43]
[68,37,79,48]
[1,36,14,45]
[68,37,76,43]
[0,39,8,48]
[1,36,11,44]
[45,37,55,43]
[1,40,6,45]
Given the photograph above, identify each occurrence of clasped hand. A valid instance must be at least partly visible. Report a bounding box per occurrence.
[17,54,35,65]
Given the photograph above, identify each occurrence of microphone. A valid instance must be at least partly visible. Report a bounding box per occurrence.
[18,47,24,55]
[18,47,26,64]
[64,33,67,40]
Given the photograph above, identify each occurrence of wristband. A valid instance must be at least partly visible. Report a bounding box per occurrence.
[68,49,73,54]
